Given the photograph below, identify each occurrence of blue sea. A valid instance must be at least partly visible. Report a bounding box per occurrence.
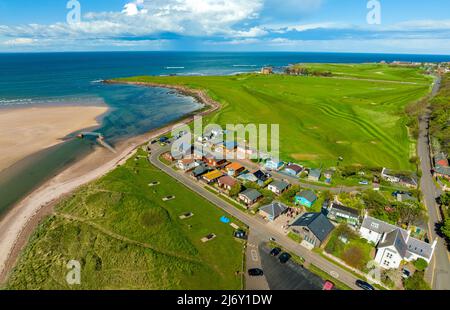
[1,51,450,212]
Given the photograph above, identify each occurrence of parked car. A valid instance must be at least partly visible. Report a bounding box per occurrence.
[278,252,291,264]
[359,180,369,185]
[248,268,264,276]
[355,280,375,290]
[322,281,335,290]
[270,247,281,257]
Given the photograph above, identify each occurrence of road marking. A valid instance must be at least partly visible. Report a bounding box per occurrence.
[330,271,339,279]
[251,250,258,262]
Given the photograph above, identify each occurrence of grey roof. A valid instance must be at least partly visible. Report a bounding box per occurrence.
[406,237,434,259]
[192,164,208,177]
[291,213,334,242]
[329,202,360,218]
[378,229,408,257]
[269,180,289,191]
[361,216,398,235]
[240,189,262,201]
[297,190,317,202]
[260,202,288,218]
[309,169,321,178]
[285,164,303,173]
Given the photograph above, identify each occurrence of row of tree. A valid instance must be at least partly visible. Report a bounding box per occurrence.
[284,65,332,77]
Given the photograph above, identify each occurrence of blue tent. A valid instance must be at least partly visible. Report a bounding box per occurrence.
[220,216,231,224]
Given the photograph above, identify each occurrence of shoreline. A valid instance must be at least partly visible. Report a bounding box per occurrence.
[0,81,221,284]
[0,104,109,174]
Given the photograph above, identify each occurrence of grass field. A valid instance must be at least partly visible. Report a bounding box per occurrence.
[6,149,244,290]
[116,64,431,170]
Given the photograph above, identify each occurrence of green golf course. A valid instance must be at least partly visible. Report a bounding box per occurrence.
[116,64,432,170]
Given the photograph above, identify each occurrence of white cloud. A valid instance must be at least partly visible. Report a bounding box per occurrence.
[3,38,35,46]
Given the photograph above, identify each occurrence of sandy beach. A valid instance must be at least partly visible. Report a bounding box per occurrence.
[0,84,220,284]
[0,105,108,173]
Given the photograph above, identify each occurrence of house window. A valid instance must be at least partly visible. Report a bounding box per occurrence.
[371,222,379,229]
[386,253,393,259]
[383,260,390,267]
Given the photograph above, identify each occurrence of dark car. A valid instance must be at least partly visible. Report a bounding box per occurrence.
[248,268,264,276]
[278,252,291,264]
[270,247,281,257]
[355,280,375,290]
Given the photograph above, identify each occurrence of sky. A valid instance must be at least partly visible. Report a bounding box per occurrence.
[0,0,449,54]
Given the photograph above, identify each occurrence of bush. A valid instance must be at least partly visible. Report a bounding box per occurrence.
[413,258,428,272]
[403,271,431,290]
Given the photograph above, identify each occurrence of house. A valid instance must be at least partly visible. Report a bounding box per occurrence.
[203,154,227,167]
[236,145,257,157]
[237,173,259,183]
[284,164,303,176]
[222,141,238,153]
[259,201,288,221]
[381,168,400,183]
[267,180,290,195]
[308,168,322,182]
[176,159,199,171]
[202,170,223,184]
[265,159,284,171]
[191,164,209,179]
[326,202,360,226]
[324,170,334,184]
[225,162,245,177]
[238,189,263,206]
[290,212,335,248]
[396,193,417,203]
[359,214,437,269]
[253,170,270,183]
[294,190,318,208]
[261,67,273,75]
[434,165,450,181]
[434,153,449,167]
[398,175,418,189]
[218,175,238,191]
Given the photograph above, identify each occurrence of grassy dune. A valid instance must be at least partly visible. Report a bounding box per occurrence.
[118,65,431,170]
[6,150,244,290]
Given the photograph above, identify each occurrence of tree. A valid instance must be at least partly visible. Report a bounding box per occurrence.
[229,183,242,198]
[413,258,428,272]
[441,218,450,239]
[440,193,450,207]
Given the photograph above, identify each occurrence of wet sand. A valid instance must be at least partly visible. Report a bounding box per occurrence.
[0,105,108,173]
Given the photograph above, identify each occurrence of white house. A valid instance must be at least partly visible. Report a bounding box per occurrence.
[176,159,199,171]
[360,214,437,269]
[267,180,289,195]
[381,168,400,183]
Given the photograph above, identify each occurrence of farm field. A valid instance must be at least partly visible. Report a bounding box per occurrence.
[116,64,432,170]
[5,150,245,290]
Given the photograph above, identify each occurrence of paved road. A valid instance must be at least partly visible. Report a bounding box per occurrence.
[149,145,362,290]
[418,76,450,290]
